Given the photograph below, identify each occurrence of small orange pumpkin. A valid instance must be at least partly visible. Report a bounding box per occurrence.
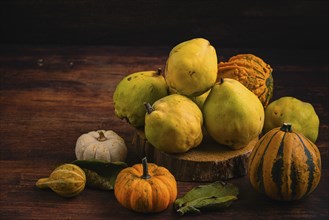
[114,157,177,213]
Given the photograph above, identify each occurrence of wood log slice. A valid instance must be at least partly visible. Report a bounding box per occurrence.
[132,129,258,182]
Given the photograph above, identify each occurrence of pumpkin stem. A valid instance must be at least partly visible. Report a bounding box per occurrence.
[141,157,151,179]
[97,131,107,142]
[144,102,154,114]
[156,68,162,75]
[280,123,292,132]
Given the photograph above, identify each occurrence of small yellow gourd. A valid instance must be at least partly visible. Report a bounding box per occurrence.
[36,164,86,198]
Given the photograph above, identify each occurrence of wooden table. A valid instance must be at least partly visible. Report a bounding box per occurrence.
[0,45,328,219]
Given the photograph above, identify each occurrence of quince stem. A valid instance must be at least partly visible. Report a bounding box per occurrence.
[144,102,154,114]
[156,68,162,75]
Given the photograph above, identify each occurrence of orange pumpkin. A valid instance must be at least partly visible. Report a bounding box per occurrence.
[114,157,177,213]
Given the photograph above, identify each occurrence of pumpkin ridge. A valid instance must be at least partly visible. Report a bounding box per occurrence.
[255,75,266,80]
[248,135,270,187]
[252,67,266,78]
[271,132,286,200]
[150,178,171,212]
[294,132,315,196]
[147,179,159,211]
[218,64,248,74]
[304,137,322,168]
[302,134,321,155]
[229,59,266,77]
[153,175,177,203]
[118,174,135,209]
[256,130,281,193]
[217,54,274,107]
[52,169,85,180]
[248,135,268,169]
[96,143,111,161]
[258,87,268,102]
[130,180,153,212]
[93,144,99,159]
[55,184,85,195]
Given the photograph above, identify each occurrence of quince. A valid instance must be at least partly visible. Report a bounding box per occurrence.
[203,78,264,149]
[113,69,168,127]
[164,38,217,97]
[264,96,319,142]
[144,94,203,153]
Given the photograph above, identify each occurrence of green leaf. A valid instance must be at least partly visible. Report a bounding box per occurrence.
[71,159,128,190]
[174,181,239,216]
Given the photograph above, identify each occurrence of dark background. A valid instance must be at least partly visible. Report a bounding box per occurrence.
[0,0,328,49]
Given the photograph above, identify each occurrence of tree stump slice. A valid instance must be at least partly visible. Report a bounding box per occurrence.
[132,129,258,182]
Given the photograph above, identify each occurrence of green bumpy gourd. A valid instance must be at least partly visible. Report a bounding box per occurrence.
[164,38,218,97]
[113,69,168,127]
[264,96,319,142]
[144,94,203,153]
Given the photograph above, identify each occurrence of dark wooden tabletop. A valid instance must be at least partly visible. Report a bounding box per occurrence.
[0,45,328,219]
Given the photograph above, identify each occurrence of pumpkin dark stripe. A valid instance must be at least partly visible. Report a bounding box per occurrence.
[295,133,315,196]
[304,137,321,167]
[253,67,266,77]
[257,161,265,193]
[249,59,266,76]
[257,130,280,193]
[304,138,317,153]
[255,76,265,80]
[290,161,298,200]
[271,132,286,200]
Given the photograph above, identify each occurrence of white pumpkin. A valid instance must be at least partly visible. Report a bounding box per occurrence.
[75,130,127,162]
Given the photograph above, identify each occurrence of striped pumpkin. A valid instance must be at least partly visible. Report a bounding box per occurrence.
[217,54,273,108]
[248,123,321,201]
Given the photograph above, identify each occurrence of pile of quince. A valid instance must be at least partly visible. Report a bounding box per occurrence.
[113,38,319,154]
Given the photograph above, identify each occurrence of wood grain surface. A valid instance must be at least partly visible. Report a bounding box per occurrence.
[0,45,328,219]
